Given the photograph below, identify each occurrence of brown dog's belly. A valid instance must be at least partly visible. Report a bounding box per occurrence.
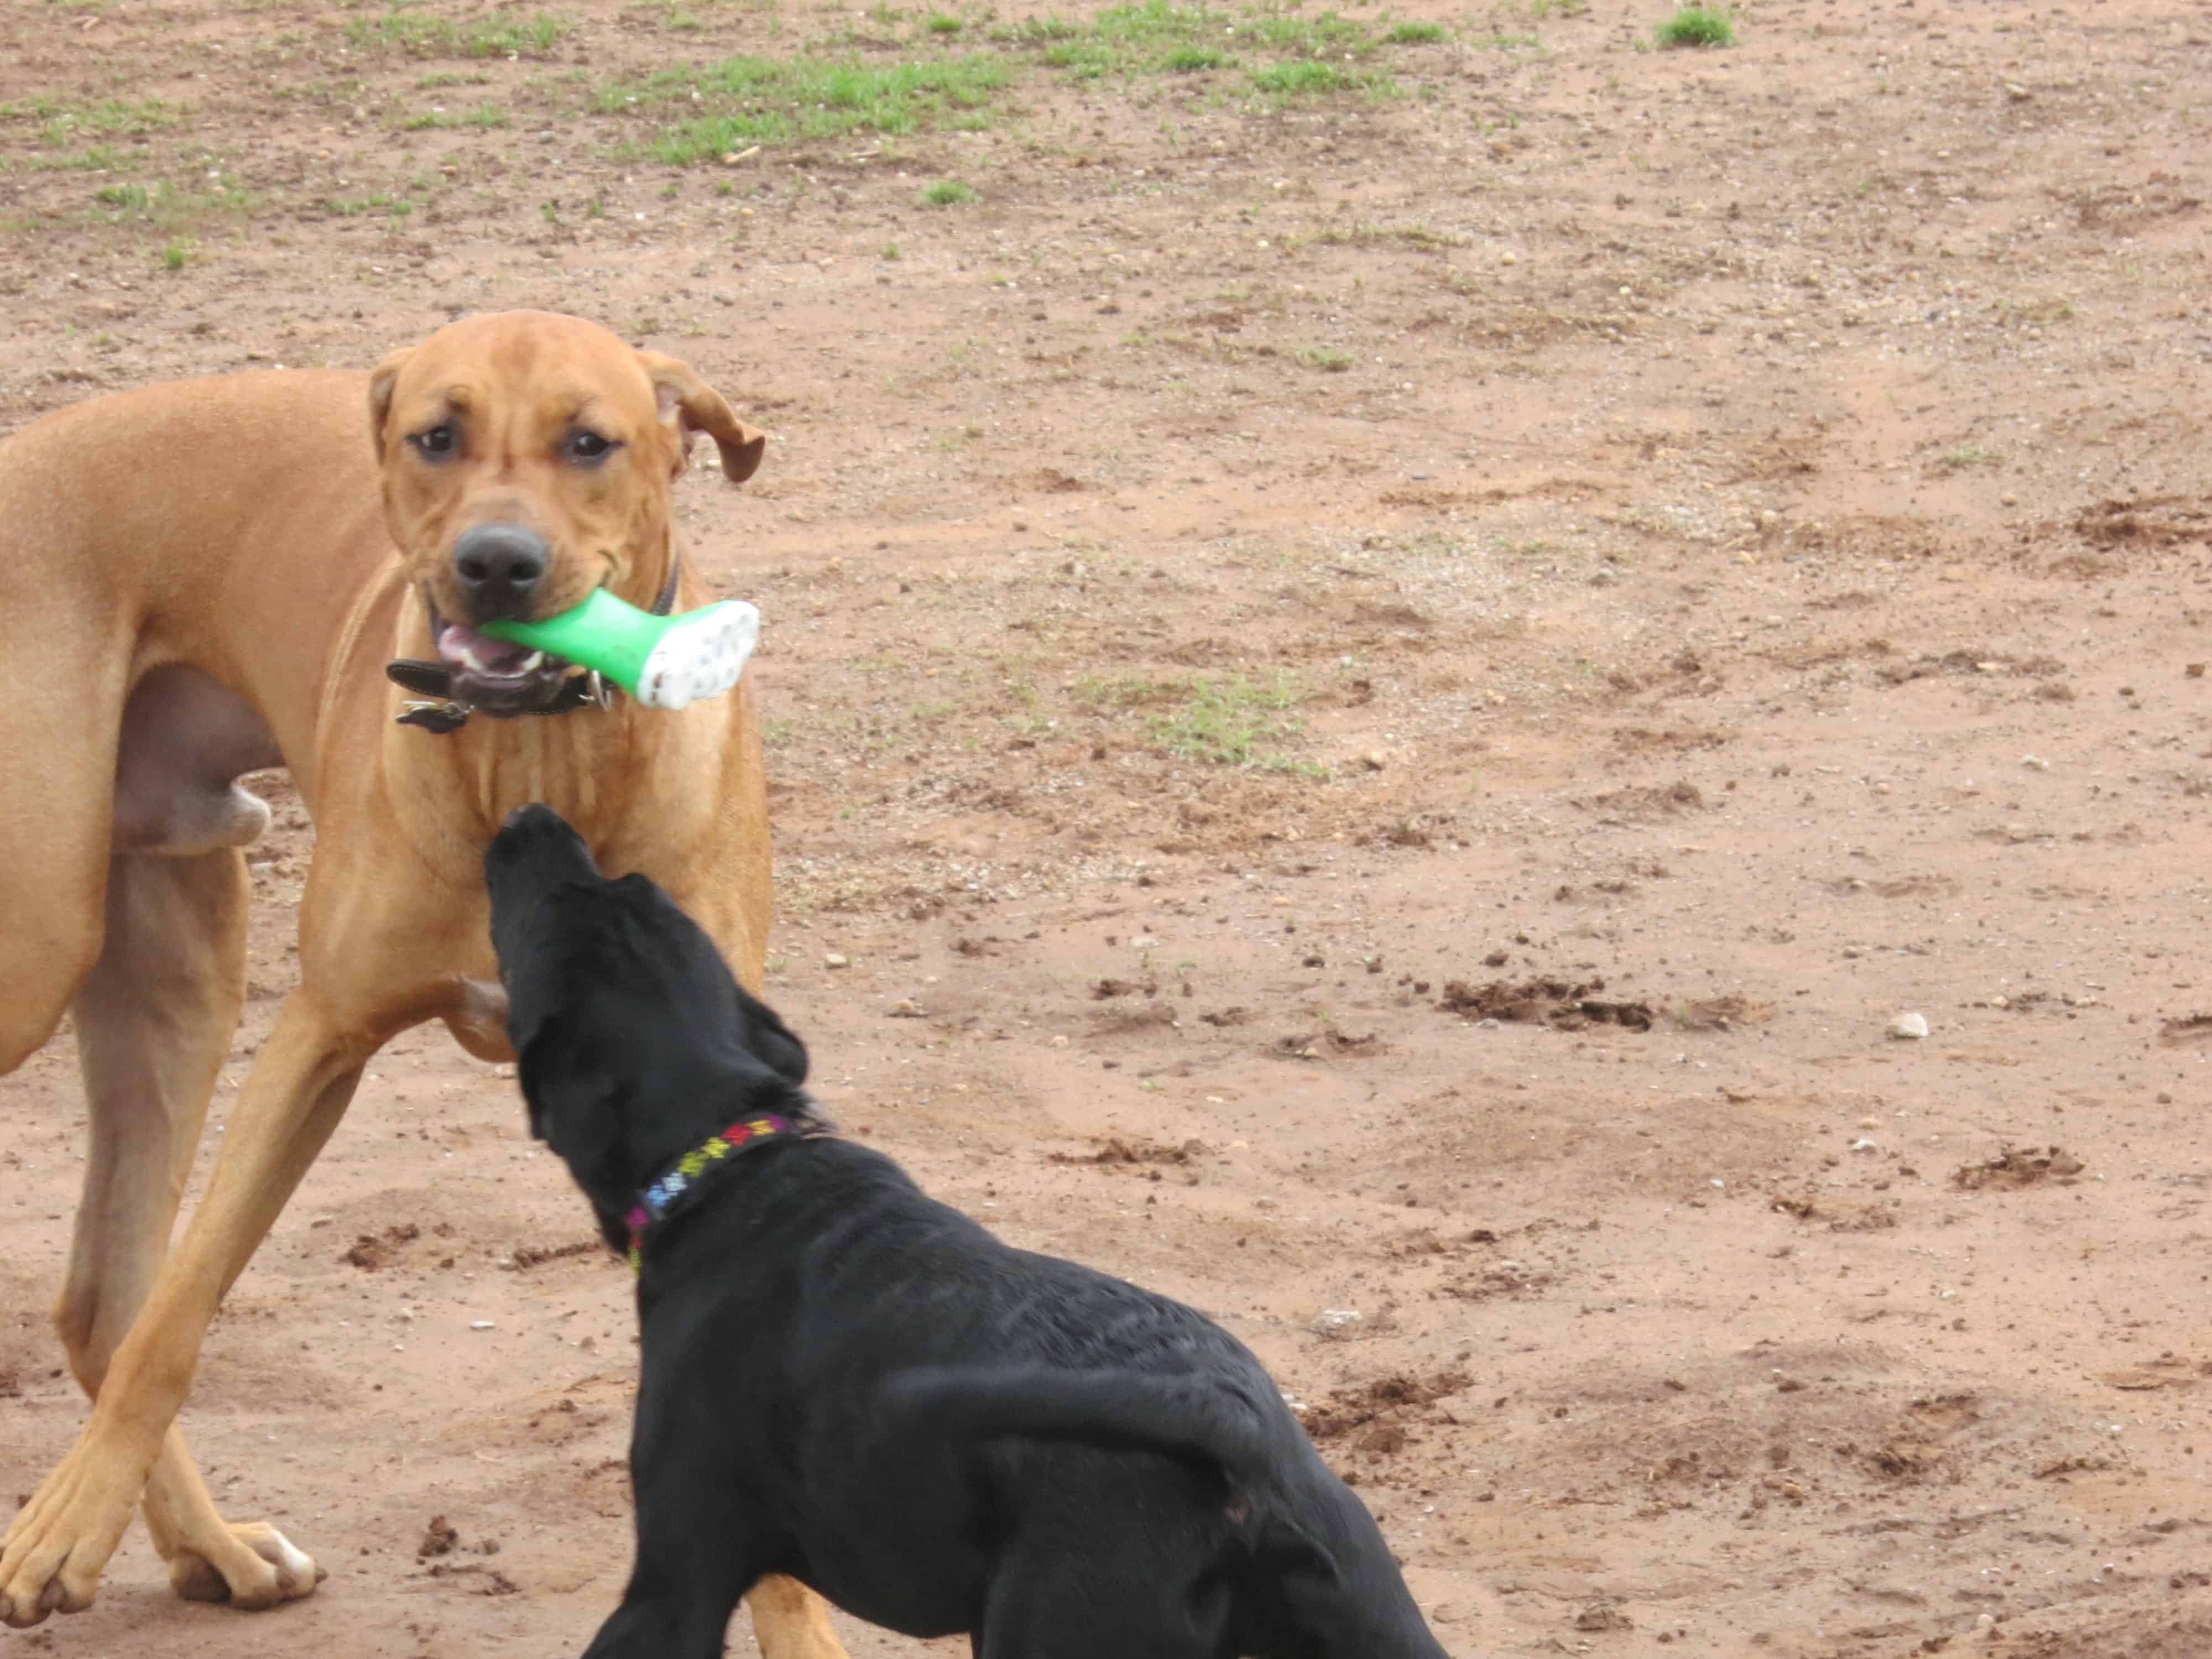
[111,664,285,857]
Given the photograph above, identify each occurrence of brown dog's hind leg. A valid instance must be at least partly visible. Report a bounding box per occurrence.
[3,983,367,1626]
[56,852,247,1394]
[743,1577,851,1659]
[53,848,321,1609]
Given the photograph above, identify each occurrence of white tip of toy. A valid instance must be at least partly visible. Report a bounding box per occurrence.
[637,601,761,711]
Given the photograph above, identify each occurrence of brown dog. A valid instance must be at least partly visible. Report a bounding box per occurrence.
[0,311,850,1656]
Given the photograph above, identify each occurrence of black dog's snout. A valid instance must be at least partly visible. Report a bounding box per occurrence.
[451,523,549,618]
[486,804,599,888]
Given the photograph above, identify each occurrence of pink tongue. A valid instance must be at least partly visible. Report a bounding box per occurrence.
[436,624,530,670]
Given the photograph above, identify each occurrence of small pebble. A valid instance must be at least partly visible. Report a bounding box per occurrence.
[1887,1012,1931,1040]
[469,1320,494,1332]
[823,952,850,969]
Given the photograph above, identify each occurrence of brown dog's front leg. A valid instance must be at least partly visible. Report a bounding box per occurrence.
[744,1575,853,1659]
[0,994,367,1627]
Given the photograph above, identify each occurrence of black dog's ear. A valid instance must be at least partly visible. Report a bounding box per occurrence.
[1250,1512,1342,1585]
[744,995,810,1088]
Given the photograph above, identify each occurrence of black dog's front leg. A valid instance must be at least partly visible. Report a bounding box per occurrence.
[579,1502,769,1659]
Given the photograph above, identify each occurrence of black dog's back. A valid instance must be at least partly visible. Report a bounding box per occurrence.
[484,805,1455,1659]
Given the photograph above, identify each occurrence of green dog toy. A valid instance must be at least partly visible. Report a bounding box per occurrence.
[484,588,760,712]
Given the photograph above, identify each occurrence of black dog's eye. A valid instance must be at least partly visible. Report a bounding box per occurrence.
[564,430,619,465]
[408,424,456,458]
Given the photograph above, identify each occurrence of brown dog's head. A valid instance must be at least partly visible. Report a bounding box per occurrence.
[368,310,765,715]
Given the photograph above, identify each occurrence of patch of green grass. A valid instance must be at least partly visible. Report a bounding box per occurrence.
[90,176,251,229]
[606,54,1011,158]
[1154,674,1318,771]
[1020,1,1213,77]
[1654,6,1733,48]
[924,11,963,32]
[1077,671,1322,773]
[1016,1,1377,81]
[1245,9,1371,58]
[880,239,901,258]
[1251,59,1361,97]
[399,101,511,130]
[1384,20,1446,43]
[38,144,127,172]
[324,191,415,218]
[1003,15,1081,44]
[1294,344,1353,371]
[2,95,180,142]
[345,11,571,59]
[922,177,974,205]
[1936,444,2004,472]
[1309,219,1468,249]
[159,239,192,271]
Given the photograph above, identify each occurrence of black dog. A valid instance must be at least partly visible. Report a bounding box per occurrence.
[485,804,1454,1659]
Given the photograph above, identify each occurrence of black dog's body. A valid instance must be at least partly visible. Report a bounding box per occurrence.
[486,805,1453,1659]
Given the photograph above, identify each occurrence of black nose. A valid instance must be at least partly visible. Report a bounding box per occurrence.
[451,523,549,617]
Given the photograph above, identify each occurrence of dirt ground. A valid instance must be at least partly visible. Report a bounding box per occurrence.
[4,0,2212,1653]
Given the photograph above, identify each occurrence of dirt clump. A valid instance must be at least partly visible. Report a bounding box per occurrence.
[1437,977,1653,1032]
[342,1222,421,1270]
[1952,1147,2086,1191]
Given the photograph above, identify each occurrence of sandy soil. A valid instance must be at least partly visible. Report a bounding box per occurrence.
[4,0,2212,1654]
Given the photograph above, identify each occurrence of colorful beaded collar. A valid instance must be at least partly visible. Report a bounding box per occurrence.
[624,1110,817,1274]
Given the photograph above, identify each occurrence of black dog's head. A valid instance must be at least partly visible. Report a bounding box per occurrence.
[484,804,815,1238]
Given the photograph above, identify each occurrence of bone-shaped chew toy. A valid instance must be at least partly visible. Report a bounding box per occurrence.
[484,588,760,711]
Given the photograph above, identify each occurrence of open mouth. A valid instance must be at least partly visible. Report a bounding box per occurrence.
[435,619,584,714]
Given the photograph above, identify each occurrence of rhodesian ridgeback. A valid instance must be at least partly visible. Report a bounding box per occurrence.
[0,310,851,1656]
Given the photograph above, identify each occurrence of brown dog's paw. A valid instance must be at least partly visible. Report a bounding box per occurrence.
[167,1521,323,1608]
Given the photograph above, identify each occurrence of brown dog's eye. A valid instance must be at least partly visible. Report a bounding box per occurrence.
[409,425,455,458]
[564,430,618,465]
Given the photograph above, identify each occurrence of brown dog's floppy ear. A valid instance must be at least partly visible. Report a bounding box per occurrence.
[367,347,413,466]
[639,350,767,485]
